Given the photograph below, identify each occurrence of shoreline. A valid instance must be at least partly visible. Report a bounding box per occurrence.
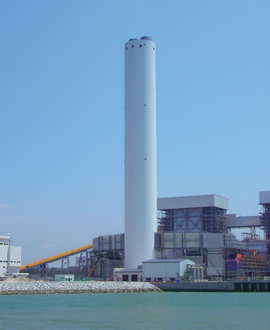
[0,280,161,295]
[2,279,269,295]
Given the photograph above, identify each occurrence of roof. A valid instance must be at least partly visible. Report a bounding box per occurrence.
[114,268,142,273]
[158,194,228,211]
[142,259,194,264]
[259,191,270,205]
[226,214,261,228]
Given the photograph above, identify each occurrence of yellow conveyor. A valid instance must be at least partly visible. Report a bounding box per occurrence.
[19,243,93,271]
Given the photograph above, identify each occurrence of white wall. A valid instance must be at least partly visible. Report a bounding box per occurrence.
[142,259,195,281]
[0,245,9,278]
[8,246,21,274]
[0,235,22,278]
[55,274,74,281]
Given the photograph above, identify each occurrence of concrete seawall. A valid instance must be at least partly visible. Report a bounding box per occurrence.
[155,281,270,292]
[155,281,234,292]
[1,280,270,294]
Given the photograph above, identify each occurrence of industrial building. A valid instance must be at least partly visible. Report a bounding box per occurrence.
[0,234,26,279]
[23,190,270,282]
[259,191,270,240]
[90,191,270,281]
[83,37,270,282]
[54,274,74,282]
[18,37,270,284]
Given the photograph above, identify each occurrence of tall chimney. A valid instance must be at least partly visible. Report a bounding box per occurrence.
[124,36,157,268]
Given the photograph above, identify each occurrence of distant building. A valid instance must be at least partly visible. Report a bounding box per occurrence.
[54,274,74,282]
[0,234,24,279]
[142,259,195,282]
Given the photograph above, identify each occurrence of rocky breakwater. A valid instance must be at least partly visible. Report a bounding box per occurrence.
[0,280,161,295]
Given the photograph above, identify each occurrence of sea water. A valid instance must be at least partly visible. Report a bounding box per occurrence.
[0,292,269,330]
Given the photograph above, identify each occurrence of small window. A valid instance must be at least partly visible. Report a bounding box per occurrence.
[146,278,151,282]
[125,47,128,50]
[132,45,134,48]
[139,44,142,47]
[170,278,175,281]
[158,278,162,281]
[122,274,129,281]
[131,274,138,281]
[153,47,155,50]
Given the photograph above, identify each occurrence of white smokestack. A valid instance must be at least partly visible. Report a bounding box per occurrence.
[124,36,157,268]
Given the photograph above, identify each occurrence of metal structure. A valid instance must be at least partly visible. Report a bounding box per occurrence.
[19,243,93,271]
[61,256,69,270]
[226,254,270,279]
[91,235,124,279]
[158,207,227,233]
[155,195,264,278]
[124,36,157,268]
[259,191,270,240]
[158,195,228,234]
[226,214,261,229]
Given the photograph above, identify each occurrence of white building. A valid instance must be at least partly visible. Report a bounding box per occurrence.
[142,259,195,282]
[0,234,22,279]
[54,274,74,282]
[114,259,195,282]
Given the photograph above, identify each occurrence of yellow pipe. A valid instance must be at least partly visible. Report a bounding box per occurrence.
[19,243,93,271]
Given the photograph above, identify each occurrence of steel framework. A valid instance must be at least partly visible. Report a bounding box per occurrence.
[158,207,226,233]
[260,204,270,240]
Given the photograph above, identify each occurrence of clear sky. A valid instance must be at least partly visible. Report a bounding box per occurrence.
[1,1,269,264]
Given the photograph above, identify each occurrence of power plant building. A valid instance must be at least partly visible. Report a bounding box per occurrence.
[90,191,270,281]
[89,38,270,282]
[18,36,270,285]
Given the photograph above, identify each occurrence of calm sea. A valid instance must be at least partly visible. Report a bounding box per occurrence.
[0,292,269,330]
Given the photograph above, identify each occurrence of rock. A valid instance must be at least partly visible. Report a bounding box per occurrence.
[0,281,161,295]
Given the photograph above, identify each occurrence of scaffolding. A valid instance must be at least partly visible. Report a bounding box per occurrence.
[260,204,270,240]
[202,207,226,233]
[235,254,267,270]
[91,234,125,279]
[158,207,226,234]
[226,253,270,279]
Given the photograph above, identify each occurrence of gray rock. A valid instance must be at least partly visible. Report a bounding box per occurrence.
[0,281,161,295]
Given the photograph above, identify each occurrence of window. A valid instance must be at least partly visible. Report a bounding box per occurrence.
[131,274,138,281]
[122,274,129,281]
[132,45,134,48]
[146,278,151,282]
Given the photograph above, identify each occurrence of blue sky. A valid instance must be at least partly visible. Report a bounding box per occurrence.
[1,1,269,264]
